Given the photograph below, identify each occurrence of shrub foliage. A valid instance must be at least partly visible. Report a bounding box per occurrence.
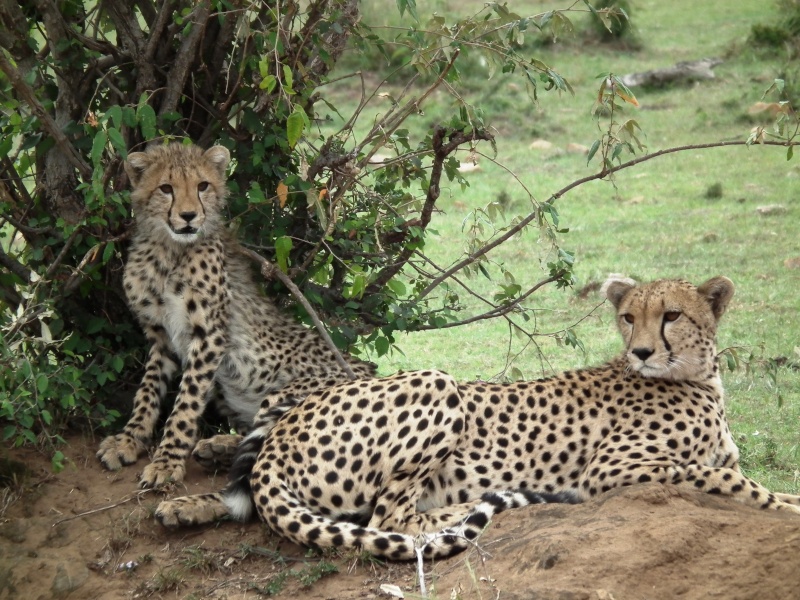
[2,1,615,456]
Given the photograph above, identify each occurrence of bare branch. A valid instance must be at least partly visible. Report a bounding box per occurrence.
[0,0,36,72]
[105,0,158,101]
[239,247,357,380]
[0,244,31,283]
[367,125,495,293]
[159,0,212,117]
[418,139,798,299]
[0,53,91,179]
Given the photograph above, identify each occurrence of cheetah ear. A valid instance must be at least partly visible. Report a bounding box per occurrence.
[203,145,230,178]
[124,151,152,186]
[697,276,735,320]
[603,276,637,309]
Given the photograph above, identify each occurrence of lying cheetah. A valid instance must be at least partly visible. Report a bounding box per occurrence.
[97,143,375,488]
[157,276,800,558]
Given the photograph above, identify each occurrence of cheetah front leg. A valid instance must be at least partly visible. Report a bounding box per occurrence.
[155,492,230,527]
[581,461,800,514]
[140,292,230,488]
[97,328,178,470]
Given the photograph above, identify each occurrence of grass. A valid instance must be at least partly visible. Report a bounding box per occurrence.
[318,0,800,492]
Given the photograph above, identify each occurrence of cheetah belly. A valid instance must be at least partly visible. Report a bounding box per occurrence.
[162,290,192,364]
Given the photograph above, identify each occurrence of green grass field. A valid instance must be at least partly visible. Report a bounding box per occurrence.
[322,0,800,492]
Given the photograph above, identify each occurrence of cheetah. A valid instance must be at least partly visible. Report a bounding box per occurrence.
[156,276,800,558]
[97,143,375,488]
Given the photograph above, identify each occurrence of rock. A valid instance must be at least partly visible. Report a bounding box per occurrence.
[756,204,787,215]
[529,139,554,150]
[565,143,590,154]
[51,561,89,598]
[784,257,800,269]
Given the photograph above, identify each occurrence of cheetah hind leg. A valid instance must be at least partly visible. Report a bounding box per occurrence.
[585,462,800,515]
[775,493,800,507]
[156,492,230,527]
[192,434,243,472]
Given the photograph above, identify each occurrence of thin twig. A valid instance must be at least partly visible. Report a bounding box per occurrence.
[416,270,566,331]
[239,246,356,380]
[52,490,150,526]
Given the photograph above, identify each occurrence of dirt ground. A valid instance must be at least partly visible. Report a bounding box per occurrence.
[3,435,800,600]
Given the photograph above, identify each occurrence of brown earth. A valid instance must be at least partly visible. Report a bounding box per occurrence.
[2,436,800,600]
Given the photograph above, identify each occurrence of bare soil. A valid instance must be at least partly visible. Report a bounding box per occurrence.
[3,435,800,600]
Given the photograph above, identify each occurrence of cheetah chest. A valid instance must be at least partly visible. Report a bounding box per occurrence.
[125,241,227,364]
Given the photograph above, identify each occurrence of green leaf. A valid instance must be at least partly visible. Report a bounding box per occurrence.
[282,64,294,91]
[249,182,267,204]
[137,103,157,140]
[0,136,13,159]
[350,274,366,299]
[106,105,122,129]
[260,74,277,92]
[286,106,306,149]
[107,128,127,159]
[91,130,107,167]
[122,106,137,127]
[275,235,293,272]
[51,451,65,473]
[587,139,601,165]
[36,373,49,395]
[374,336,390,356]
[396,0,418,21]
[102,242,115,263]
[387,279,407,296]
[787,145,794,161]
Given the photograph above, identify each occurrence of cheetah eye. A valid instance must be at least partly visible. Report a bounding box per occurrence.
[198,181,209,192]
[622,314,634,324]
[159,184,173,195]
[664,311,681,322]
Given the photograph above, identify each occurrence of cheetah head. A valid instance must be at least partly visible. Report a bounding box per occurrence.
[124,144,230,243]
[605,276,734,382]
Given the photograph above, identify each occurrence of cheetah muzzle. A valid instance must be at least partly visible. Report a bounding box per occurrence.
[156,275,800,559]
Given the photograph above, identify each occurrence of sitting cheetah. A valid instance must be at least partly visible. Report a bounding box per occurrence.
[97,143,375,488]
[156,276,800,558]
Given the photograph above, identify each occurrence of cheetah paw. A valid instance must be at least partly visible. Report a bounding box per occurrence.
[96,432,149,471]
[139,457,186,489]
[776,501,800,516]
[192,434,243,472]
[155,494,229,527]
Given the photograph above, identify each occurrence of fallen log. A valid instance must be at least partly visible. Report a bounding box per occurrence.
[620,57,722,88]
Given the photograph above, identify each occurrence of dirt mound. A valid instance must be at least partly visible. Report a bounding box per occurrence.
[2,436,799,600]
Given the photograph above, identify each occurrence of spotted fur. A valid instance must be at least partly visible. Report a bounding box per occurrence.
[97,143,375,487]
[156,276,800,558]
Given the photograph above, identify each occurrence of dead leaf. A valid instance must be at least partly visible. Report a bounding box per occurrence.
[277,181,288,208]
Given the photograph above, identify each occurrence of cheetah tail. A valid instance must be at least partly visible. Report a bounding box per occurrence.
[416,489,581,558]
[222,427,267,521]
[260,488,579,560]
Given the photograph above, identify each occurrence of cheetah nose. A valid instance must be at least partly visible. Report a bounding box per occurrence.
[179,211,197,223]
[632,347,654,361]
